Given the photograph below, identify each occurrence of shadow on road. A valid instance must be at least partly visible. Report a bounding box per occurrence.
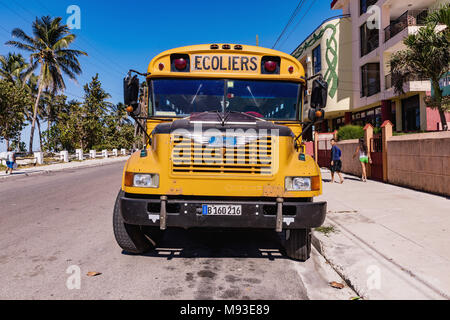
[123,228,289,261]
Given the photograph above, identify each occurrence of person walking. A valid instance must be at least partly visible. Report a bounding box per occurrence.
[330,138,344,184]
[5,147,16,175]
[353,138,372,182]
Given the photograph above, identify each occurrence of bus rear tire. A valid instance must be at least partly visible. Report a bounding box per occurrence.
[113,190,151,254]
[283,228,311,261]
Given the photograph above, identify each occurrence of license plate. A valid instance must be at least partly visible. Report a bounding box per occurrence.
[202,204,242,216]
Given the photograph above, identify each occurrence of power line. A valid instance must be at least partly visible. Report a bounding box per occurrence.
[272,0,306,49]
[11,0,39,20]
[0,24,10,35]
[279,0,318,50]
[1,2,125,96]
[0,1,31,25]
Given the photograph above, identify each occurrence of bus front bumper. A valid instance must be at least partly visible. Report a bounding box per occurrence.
[120,194,326,230]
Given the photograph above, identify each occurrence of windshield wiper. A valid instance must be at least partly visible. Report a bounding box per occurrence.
[246,86,259,107]
[190,84,203,105]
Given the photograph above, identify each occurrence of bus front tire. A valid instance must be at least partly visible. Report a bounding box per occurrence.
[113,190,152,254]
[283,228,311,261]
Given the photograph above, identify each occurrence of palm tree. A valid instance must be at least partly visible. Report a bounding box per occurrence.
[6,16,87,153]
[427,3,450,31]
[0,53,30,85]
[390,24,450,131]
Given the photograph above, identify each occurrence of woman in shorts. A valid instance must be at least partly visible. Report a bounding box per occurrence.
[353,138,371,182]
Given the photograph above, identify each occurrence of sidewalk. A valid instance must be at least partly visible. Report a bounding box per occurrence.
[0,156,129,180]
[313,169,450,300]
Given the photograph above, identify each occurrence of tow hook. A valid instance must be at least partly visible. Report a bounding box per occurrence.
[276,197,283,232]
[160,195,167,230]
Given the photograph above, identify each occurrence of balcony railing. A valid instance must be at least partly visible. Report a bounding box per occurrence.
[385,73,429,89]
[384,10,429,42]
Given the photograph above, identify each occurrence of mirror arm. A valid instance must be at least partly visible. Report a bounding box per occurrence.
[306,73,323,81]
[293,121,314,150]
[129,112,152,147]
[128,69,150,77]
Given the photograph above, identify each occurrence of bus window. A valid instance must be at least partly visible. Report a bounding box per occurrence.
[152,79,224,116]
[225,80,299,120]
[151,78,300,120]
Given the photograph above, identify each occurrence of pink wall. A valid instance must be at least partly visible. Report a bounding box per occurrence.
[426,107,450,131]
[387,131,450,196]
[336,139,361,177]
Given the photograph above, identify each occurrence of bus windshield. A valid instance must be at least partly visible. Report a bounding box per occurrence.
[151,79,300,120]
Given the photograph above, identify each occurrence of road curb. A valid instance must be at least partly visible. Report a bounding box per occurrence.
[0,157,129,182]
[311,229,365,300]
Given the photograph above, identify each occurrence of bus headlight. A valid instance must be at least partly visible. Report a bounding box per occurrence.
[285,177,311,191]
[285,176,321,191]
[125,173,159,188]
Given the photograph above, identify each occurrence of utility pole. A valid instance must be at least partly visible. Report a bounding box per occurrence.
[256,35,259,46]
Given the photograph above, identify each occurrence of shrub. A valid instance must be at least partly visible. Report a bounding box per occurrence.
[337,125,364,141]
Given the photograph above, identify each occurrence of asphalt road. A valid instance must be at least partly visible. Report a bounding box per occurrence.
[0,162,355,300]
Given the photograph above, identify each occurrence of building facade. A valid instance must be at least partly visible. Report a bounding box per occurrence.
[292,16,353,133]
[296,0,449,133]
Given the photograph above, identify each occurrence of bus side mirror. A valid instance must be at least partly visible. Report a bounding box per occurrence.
[123,75,141,116]
[310,78,328,109]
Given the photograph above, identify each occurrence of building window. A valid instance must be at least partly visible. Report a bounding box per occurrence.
[312,45,321,75]
[351,106,382,128]
[402,95,420,131]
[361,63,381,97]
[360,22,379,57]
[391,102,397,131]
[333,117,345,131]
[360,0,378,16]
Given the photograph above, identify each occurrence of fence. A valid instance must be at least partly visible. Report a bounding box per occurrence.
[314,122,450,196]
[1,148,131,167]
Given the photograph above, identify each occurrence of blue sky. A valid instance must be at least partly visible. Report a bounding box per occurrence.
[0,0,340,152]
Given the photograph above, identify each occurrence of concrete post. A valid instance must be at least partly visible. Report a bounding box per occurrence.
[121,148,126,156]
[112,149,118,157]
[364,124,374,178]
[34,152,44,165]
[381,120,393,182]
[102,149,108,158]
[90,150,96,159]
[75,149,83,161]
[60,150,69,163]
[314,131,319,162]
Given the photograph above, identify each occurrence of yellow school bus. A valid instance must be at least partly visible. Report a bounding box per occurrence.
[115,44,328,260]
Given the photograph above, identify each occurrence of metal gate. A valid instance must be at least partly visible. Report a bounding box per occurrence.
[370,133,383,181]
[317,133,334,168]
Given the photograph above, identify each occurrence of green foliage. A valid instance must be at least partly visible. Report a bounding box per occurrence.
[5,16,87,93]
[36,75,137,152]
[10,139,27,152]
[337,125,364,141]
[0,80,31,144]
[390,5,450,130]
[5,15,88,153]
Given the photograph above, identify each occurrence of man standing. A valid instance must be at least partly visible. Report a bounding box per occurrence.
[5,147,16,175]
[330,139,344,184]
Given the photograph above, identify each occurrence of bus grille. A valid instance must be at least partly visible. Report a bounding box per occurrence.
[171,136,274,175]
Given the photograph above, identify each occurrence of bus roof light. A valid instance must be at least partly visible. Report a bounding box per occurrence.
[288,66,294,73]
[158,63,165,71]
[210,44,219,49]
[222,44,231,50]
[174,58,187,70]
[264,61,277,73]
[234,45,243,50]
